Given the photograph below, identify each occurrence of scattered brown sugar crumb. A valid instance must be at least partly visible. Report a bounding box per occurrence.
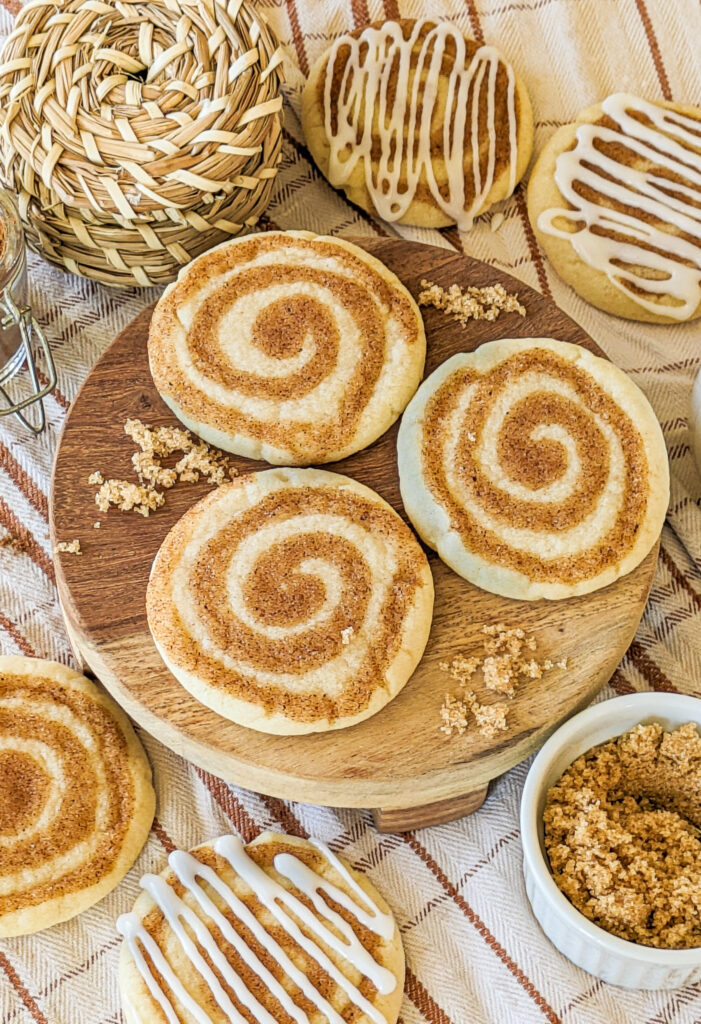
[544,722,701,950]
[173,445,232,486]
[131,451,178,489]
[440,691,508,740]
[88,419,237,517]
[95,479,165,518]
[418,279,526,326]
[55,539,82,555]
[439,624,566,738]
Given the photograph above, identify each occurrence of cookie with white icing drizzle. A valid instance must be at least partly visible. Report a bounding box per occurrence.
[117,831,405,1024]
[301,19,533,230]
[528,94,701,323]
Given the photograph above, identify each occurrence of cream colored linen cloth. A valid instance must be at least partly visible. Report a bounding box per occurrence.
[1,1,701,1022]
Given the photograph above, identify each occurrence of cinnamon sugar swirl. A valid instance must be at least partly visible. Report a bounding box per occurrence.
[0,657,154,937]
[528,94,701,322]
[146,469,434,733]
[118,831,404,1024]
[301,20,533,229]
[148,231,425,465]
[397,339,669,600]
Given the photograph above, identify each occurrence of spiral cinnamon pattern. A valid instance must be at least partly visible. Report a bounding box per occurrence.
[148,232,426,465]
[146,469,434,733]
[0,657,154,937]
[397,339,669,600]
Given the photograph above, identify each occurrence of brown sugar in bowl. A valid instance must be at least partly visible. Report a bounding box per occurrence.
[520,693,701,989]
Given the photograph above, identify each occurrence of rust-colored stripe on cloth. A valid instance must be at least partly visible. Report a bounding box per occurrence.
[405,971,456,1024]
[634,0,673,100]
[152,817,176,854]
[0,497,55,581]
[404,833,564,1024]
[351,0,370,29]
[0,612,35,656]
[0,0,20,14]
[609,668,635,695]
[514,188,552,297]
[0,951,50,1024]
[660,545,701,612]
[284,0,310,76]
[195,766,261,842]
[37,370,70,411]
[0,444,49,519]
[626,641,679,693]
[463,0,486,44]
[382,0,400,20]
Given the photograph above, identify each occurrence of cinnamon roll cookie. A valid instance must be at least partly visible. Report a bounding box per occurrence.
[146,468,434,733]
[301,20,533,229]
[397,339,669,600]
[528,94,701,322]
[118,831,404,1024]
[0,657,155,937]
[148,231,425,464]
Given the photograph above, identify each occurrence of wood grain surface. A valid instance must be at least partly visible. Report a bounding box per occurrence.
[50,237,658,830]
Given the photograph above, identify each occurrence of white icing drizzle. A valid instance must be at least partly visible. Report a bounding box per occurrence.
[117,835,397,1024]
[537,93,701,319]
[323,20,518,230]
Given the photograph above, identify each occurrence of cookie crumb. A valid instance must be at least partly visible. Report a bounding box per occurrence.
[418,279,526,326]
[341,626,354,645]
[90,419,238,518]
[95,479,165,518]
[440,694,469,736]
[93,522,101,529]
[55,539,81,555]
[440,624,566,738]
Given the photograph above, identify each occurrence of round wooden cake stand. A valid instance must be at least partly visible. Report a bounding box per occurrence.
[50,238,657,832]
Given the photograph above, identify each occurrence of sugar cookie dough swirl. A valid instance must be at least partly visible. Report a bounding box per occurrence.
[397,339,669,600]
[0,657,155,937]
[148,231,426,465]
[301,20,533,229]
[118,831,405,1024]
[528,94,701,322]
[147,469,434,734]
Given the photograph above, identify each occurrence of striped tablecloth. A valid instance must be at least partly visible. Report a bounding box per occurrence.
[1,1,701,1023]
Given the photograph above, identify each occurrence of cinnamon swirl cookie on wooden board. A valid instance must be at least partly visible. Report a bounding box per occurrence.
[146,468,434,734]
[528,94,701,322]
[397,338,669,601]
[0,657,154,937]
[118,831,404,1024]
[148,231,425,465]
[301,19,533,229]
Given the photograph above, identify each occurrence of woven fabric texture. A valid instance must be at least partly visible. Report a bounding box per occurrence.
[1,1,701,1023]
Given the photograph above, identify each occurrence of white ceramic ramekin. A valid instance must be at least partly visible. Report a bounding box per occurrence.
[521,692,701,989]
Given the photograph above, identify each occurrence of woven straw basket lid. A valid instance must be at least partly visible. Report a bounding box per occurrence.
[0,0,284,287]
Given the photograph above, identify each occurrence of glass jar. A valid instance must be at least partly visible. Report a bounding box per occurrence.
[0,189,55,433]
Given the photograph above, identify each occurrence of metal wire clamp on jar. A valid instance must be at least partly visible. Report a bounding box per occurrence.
[0,189,55,433]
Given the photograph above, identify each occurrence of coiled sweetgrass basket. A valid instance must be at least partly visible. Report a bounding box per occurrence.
[0,0,284,286]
